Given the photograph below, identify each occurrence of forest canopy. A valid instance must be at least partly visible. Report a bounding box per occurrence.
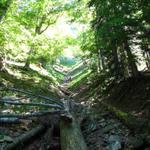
[0,0,149,83]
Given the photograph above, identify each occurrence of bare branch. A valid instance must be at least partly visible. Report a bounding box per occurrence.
[5,125,46,150]
[0,110,66,119]
[0,100,63,109]
[2,87,63,105]
[39,17,58,34]
[0,118,21,124]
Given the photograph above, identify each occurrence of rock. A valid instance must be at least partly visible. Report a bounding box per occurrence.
[108,135,121,150]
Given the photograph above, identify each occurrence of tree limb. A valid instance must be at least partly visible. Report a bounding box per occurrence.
[2,87,63,105]
[39,20,57,34]
[0,118,21,124]
[5,124,46,150]
[0,100,63,109]
[0,110,66,119]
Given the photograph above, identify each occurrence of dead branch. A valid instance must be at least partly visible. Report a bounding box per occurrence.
[5,124,46,150]
[2,87,63,105]
[0,100,63,109]
[0,118,21,124]
[0,110,66,119]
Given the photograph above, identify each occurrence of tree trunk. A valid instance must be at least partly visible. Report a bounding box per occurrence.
[0,0,11,22]
[60,117,87,150]
[24,58,30,69]
[0,56,7,72]
[145,51,150,70]
[0,57,4,70]
[120,45,130,78]
[112,45,121,79]
[5,124,46,150]
[60,100,87,150]
[24,47,34,69]
[124,40,139,77]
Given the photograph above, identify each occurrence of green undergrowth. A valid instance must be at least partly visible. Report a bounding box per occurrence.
[71,67,88,81]
[46,65,65,83]
[69,70,91,90]
[68,62,87,77]
[0,64,61,99]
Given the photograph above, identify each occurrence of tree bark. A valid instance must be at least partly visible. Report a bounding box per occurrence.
[120,45,130,78]
[145,51,150,70]
[5,124,46,150]
[112,45,121,79]
[124,40,139,77]
[60,100,87,150]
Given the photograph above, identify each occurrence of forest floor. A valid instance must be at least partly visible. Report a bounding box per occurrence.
[0,63,150,150]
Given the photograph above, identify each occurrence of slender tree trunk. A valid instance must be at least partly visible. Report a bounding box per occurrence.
[124,40,139,77]
[100,49,105,70]
[144,51,150,70]
[24,58,30,69]
[97,50,101,73]
[120,45,130,78]
[97,49,105,72]
[0,57,3,70]
[24,48,33,69]
[112,44,120,79]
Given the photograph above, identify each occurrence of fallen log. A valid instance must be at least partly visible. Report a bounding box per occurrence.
[2,87,63,105]
[0,110,66,119]
[60,117,87,150]
[0,100,63,109]
[60,100,87,150]
[0,118,21,124]
[5,124,46,150]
